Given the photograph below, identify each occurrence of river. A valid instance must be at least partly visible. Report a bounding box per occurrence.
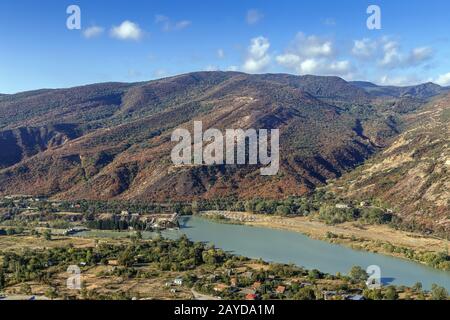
[174,216,450,291]
[75,215,450,291]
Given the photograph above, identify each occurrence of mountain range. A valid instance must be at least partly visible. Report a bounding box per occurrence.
[0,71,448,231]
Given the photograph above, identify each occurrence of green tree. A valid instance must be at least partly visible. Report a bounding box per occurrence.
[118,247,135,267]
[412,282,423,293]
[348,266,368,282]
[308,269,321,280]
[20,283,32,295]
[384,286,398,300]
[244,201,255,213]
[431,284,448,300]
[255,201,266,213]
[43,230,52,241]
[0,269,5,290]
[293,287,316,300]
[45,287,58,300]
[276,205,290,216]
[191,201,199,214]
[363,288,383,300]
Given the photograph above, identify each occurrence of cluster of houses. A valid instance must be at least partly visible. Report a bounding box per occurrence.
[164,277,185,294]
[211,277,365,300]
[167,267,367,301]
[1,197,181,231]
[213,279,288,300]
[144,212,180,230]
[170,268,324,300]
[211,276,284,300]
[113,211,180,231]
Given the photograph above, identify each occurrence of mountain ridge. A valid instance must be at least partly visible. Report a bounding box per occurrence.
[350,80,448,99]
[0,72,447,209]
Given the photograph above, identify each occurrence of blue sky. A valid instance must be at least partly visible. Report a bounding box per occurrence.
[1,0,450,93]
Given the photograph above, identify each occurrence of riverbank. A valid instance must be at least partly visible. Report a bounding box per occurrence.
[3,234,415,300]
[198,211,450,271]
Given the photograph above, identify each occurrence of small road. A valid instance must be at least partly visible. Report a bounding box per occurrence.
[191,289,220,300]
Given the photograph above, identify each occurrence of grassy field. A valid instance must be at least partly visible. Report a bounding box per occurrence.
[0,234,96,252]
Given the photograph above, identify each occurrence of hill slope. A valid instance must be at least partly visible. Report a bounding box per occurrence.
[0,72,444,203]
[330,92,450,234]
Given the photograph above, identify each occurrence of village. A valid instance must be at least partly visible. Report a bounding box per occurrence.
[0,196,393,301]
[0,195,447,301]
[167,267,367,301]
[0,195,181,233]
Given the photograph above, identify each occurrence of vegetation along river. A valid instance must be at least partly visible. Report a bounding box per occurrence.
[76,216,450,291]
[175,216,450,291]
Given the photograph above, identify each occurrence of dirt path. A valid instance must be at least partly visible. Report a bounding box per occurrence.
[191,289,220,300]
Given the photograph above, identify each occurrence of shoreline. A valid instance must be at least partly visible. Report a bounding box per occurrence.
[198,211,450,272]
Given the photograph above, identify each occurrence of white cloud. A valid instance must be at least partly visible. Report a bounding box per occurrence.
[434,72,450,86]
[227,66,239,71]
[217,49,225,59]
[379,40,402,68]
[352,38,377,58]
[246,9,264,25]
[352,37,433,70]
[378,74,422,86]
[409,47,433,65]
[248,37,270,59]
[155,15,191,32]
[328,60,352,73]
[296,58,320,74]
[111,21,143,41]
[277,56,352,77]
[275,32,352,77]
[379,40,432,68]
[276,54,301,66]
[242,36,271,73]
[217,32,439,82]
[290,32,334,57]
[83,26,104,39]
